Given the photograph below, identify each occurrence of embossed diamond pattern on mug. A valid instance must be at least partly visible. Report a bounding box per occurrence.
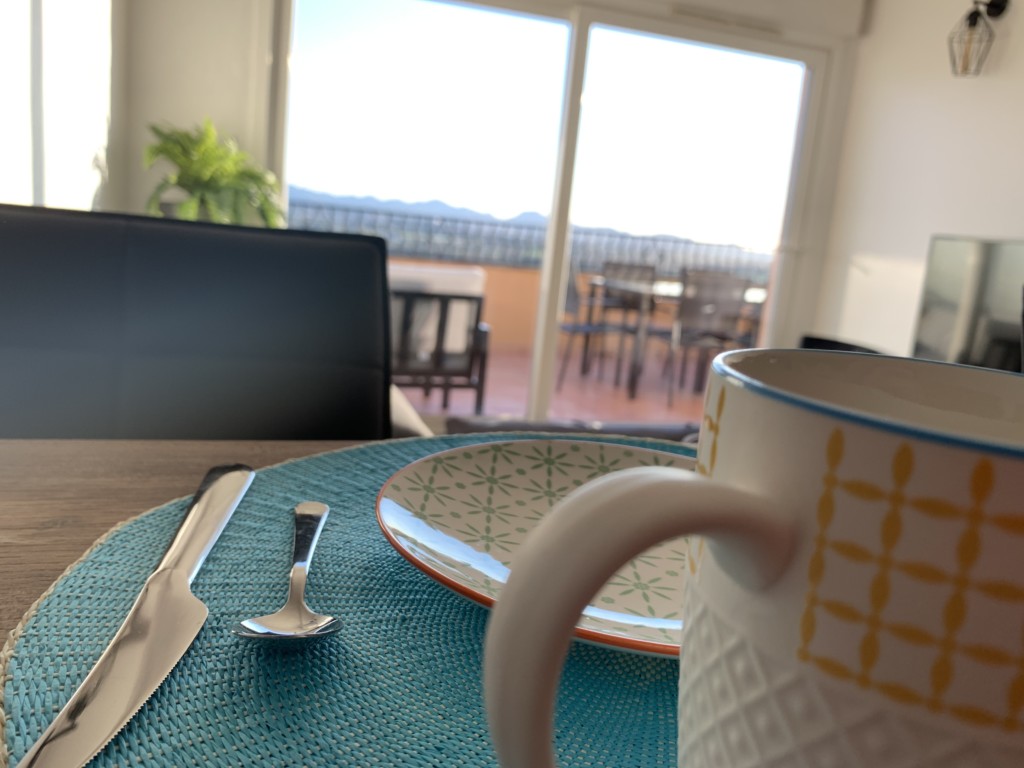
[798,428,1024,733]
[679,596,1024,768]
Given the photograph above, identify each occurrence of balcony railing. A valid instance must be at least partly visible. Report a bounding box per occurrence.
[288,200,774,283]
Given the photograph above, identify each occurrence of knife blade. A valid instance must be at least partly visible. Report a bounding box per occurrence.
[16,463,256,768]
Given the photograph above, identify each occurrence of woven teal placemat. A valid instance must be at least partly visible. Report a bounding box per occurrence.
[3,433,694,767]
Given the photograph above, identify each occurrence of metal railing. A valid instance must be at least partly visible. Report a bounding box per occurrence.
[288,200,774,283]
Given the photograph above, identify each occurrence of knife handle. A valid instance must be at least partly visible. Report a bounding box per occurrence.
[156,464,255,585]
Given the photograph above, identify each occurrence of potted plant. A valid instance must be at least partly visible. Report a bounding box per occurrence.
[144,119,284,227]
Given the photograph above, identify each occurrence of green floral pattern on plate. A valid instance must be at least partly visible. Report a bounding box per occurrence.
[378,439,693,654]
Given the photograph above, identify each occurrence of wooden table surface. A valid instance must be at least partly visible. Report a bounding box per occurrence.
[0,440,355,641]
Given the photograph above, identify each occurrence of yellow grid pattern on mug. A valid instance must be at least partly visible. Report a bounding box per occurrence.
[689,385,725,575]
[798,428,1024,732]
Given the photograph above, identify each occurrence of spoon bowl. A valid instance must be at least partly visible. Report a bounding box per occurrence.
[232,501,341,641]
[232,607,342,640]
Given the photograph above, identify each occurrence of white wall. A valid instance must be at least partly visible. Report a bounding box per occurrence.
[817,0,1024,354]
[0,1,279,215]
[113,0,278,214]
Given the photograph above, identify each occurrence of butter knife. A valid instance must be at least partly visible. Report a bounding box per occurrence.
[16,463,256,768]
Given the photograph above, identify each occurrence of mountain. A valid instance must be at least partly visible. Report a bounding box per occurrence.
[288,186,548,226]
[507,211,548,227]
[287,186,714,247]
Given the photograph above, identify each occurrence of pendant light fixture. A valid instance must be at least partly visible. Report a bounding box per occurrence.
[949,0,1010,76]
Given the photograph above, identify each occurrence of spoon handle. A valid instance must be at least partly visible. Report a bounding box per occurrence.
[292,501,330,571]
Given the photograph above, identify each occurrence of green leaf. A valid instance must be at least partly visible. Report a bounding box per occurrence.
[144,118,285,228]
[176,197,200,221]
[145,179,174,216]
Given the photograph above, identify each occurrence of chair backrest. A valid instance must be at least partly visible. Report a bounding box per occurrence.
[390,291,484,376]
[0,204,392,438]
[602,261,656,310]
[387,262,485,356]
[677,270,751,334]
[562,257,584,317]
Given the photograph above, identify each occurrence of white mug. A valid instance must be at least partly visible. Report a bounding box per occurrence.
[484,348,1024,768]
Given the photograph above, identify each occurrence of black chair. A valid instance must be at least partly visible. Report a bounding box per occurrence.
[599,261,656,387]
[390,290,489,414]
[557,261,609,389]
[652,270,753,403]
[799,335,880,354]
[0,204,392,438]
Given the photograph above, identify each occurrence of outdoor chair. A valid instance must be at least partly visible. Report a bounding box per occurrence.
[556,259,609,389]
[390,290,489,414]
[651,270,753,404]
[599,261,657,387]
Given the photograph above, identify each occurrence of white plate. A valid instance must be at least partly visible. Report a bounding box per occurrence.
[376,439,695,656]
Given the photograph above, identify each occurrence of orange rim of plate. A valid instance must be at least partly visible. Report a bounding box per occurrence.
[374,479,681,659]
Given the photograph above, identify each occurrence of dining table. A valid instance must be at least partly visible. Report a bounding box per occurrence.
[0,439,354,640]
[1,433,685,767]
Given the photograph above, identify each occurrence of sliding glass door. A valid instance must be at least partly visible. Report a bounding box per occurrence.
[544,23,806,423]
[286,0,569,424]
[285,2,821,426]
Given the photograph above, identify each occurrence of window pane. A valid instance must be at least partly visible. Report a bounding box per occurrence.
[287,1,568,220]
[551,25,805,424]
[573,26,805,253]
[286,0,569,425]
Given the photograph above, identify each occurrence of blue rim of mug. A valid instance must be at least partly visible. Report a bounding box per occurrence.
[713,349,1024,460]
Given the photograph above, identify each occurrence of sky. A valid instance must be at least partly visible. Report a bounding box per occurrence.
[285,0,806,253]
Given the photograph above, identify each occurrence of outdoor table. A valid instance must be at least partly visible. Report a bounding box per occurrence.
[587,275,684,398]
[587,276,767,399]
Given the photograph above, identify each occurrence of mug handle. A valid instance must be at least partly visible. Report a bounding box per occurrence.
[484,465,796,768]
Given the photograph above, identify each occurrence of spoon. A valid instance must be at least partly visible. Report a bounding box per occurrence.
[232,501,341,640]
